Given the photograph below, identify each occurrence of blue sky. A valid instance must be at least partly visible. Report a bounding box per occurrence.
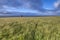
[0,0,57,10]
[0,0,60,16]
[43,0,57,9]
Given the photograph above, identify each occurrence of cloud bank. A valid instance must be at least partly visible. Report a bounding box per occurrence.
[0,0,44,16]
[0,0,43,11]
[0,0,60,16]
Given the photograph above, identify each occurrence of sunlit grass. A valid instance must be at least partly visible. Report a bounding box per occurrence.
[0,17,60,40]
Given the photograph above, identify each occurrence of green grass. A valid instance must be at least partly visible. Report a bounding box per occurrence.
[0,17,60,40]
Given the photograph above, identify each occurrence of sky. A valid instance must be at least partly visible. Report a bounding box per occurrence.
[0,0,58,9]
[0,0,60,16]
[43,0,57,9]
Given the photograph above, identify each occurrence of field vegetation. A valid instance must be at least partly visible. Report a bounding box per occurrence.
[0,17,60,40]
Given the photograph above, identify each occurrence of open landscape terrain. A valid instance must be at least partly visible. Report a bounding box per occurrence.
[0,17,60,40]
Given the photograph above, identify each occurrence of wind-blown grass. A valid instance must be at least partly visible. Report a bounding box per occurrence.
[0,17,60,40]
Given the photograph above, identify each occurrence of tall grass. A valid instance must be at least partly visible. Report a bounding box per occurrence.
[0,17,60,40]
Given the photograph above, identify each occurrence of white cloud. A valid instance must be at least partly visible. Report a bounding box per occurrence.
[0,0,43,11]
[1,5,40,13]
[54,0,60,8]
[0,0,60,16]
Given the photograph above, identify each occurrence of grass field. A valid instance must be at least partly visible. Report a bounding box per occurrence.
[0,17,60,40]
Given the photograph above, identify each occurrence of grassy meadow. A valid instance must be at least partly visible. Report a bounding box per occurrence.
[0,17,60,40]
